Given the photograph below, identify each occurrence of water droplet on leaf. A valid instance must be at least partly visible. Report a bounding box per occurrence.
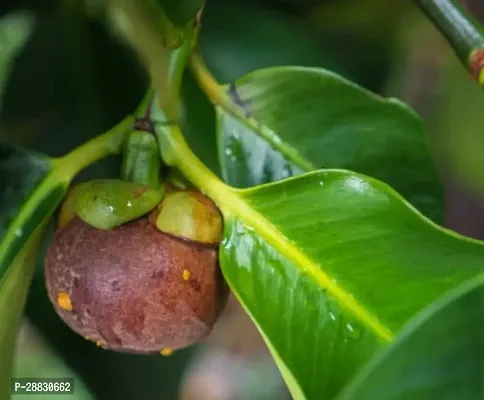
[344,322,361,340]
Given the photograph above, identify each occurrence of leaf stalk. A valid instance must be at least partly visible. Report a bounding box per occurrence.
[189,50,230,107]
[414,0,484,84]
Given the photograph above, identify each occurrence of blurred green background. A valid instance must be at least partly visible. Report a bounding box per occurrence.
[1,0,484,399]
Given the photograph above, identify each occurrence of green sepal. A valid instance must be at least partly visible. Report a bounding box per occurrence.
[73,179,165,230]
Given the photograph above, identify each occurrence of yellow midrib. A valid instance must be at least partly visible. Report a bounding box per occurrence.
[167,122,394,343]
[219,185,394,343]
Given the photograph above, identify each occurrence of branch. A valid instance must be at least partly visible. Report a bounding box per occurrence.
[414,0,484,84]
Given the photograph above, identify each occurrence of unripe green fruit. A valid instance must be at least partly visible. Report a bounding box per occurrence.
[45,183,228,354]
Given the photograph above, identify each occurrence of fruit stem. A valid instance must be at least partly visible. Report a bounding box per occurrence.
[121,19,197,188]
[134,87,156,119]
[189,50,232,109]
[121,129,162,188]
[414,0,484,84]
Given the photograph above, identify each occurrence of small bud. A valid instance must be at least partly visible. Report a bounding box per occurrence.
[150,190,222,245]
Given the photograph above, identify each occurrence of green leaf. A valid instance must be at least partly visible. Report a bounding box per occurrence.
[0,142,68,399]
[0,142,65,282]
[0,223,47,400]
[0,118,130,399]
[156,111,484,398]
[181,0,352,180]
[216,170,484,399]
[0,116,131,282]
[156,118,480,399]
[336,274,484,400]
[214,66,444,222]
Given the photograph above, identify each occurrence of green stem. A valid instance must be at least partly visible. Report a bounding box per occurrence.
[106,0,184,121]
[112,7,224,196]
[189,50,234,112]
[147,21,197,122]
[189,51,316,171]
[53,115,134,182]
[414,0,484,83]
[134,87,156,119]
[168,21,197,103]
[124,21,197,187]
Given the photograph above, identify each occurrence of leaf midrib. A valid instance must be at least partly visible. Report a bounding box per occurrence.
[220,184,395,343]
[215,102,316,172]
[162,123,396,344]
[190,54,316,172]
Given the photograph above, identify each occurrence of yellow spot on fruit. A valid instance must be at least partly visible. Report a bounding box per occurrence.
[96,340,104,347]
[57,292,72,311]
[182,269,191,281]
[85,336,90,341]
[160,348,173,356]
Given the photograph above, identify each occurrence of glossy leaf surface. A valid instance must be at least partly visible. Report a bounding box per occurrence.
[337,274,484,400]
[215,67,444,222]
[0,143,65,282]
[181,0,350,178]
[0,114,130,397]
[217,170,484,399]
